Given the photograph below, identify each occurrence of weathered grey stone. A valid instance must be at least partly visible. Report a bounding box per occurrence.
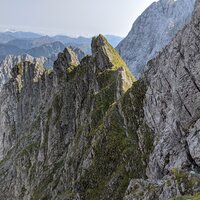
[117,0,195,78]
[144,0,200,180]
[0,54,50,91]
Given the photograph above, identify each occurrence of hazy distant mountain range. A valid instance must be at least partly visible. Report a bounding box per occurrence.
[3,31,42,39]
[0,31,123,66]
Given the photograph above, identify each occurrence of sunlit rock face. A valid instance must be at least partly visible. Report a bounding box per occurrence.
[117,0,195,78]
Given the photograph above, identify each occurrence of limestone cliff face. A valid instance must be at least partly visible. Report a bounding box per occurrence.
[124,0,200,199]
[0,35,154,200]
[145,0,200,179]
[117,0,195,78]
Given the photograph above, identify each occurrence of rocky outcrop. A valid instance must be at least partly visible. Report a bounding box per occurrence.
[54,47,80,68]
[0,35,155,200]
[123,0,200,199]
[0,54,50,91]
[145,0,200,180]
[116,0,195,78]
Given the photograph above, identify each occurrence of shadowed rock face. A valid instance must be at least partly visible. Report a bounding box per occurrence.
[117,0,195,78]
[124,0,200,199]
[145,0,200,179]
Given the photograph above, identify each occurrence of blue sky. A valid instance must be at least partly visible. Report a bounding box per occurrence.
[0,0,156,37]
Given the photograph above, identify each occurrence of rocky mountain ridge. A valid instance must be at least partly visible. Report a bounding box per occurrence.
[0,45,86,91]
[0,0,200,199]
[0,35,150,200]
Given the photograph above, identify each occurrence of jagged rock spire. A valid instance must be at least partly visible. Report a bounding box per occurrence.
[53,47,80,75]
[91,34,132,72]
[91,34,114,69]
